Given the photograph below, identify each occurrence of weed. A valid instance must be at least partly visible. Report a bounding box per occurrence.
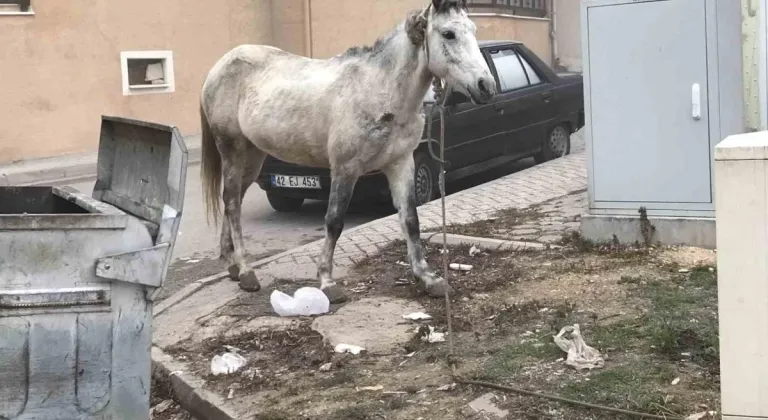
[480,336,563,381]
[316,370,356,388]
[560,231,595,252]
[618,275,643,285]
[638,267,719,369]
[257,410,293,420]
[330,403,381,420]
[329,397,407,420]
[590,322,644,351]
[559,231,649,260]
[562,364,681,416]
[638,206,657,246]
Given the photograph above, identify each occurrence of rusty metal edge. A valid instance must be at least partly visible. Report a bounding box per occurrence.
[151,346,241,420]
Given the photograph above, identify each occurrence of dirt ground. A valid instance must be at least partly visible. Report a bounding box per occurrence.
[151,376,194,420]
[162,225,720,420]
[442,207,548,240]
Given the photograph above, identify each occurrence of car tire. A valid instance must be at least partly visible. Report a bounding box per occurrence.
[266,192,304,212]
[535,124,571,164]
[414,151,439,207]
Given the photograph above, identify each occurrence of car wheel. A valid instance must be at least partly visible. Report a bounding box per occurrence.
[266,192,304,212]
[535,124,571,164]
[414,152,439,206]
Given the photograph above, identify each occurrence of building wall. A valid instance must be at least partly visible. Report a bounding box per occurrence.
[309,0,425,59]
[0,0,273,164]
[552,0,582,72]
[309,0,552,63]
[271,0,307,55]
[1,0,553,164]
[473,15,551,66]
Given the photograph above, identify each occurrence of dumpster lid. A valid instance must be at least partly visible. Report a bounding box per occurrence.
[92,116,187,233]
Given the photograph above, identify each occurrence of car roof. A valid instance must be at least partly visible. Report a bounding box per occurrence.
[478,40,521,48]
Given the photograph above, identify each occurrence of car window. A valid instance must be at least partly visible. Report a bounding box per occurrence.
[490,49,541,92]
[519,55,542,85]
[423,85,435,103]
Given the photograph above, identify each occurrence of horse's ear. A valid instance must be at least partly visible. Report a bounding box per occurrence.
[432,0,464,13]
[406,10,428,45]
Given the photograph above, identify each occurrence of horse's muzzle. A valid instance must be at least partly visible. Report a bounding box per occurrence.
[469,77,496,104]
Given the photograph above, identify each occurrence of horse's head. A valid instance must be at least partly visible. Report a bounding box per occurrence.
[410,0,496,104]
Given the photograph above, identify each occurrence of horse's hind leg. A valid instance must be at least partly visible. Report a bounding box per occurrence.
[317,170,358,304]
[220,143,266,260]
[218,138,265,291]
[382,153,451,298]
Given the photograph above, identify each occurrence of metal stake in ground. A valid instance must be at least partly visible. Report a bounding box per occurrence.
[427,77,456,367]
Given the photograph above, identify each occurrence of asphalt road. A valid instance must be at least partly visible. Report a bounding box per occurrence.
[63,130,583,301]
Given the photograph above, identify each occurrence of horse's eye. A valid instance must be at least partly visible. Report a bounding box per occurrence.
[442,31,456,40]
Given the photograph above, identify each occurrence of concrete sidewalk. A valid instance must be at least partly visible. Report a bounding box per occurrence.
[150,151,588,419]
[0,134,202,186]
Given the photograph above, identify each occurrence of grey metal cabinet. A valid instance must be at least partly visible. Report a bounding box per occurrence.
[582,0,743,217]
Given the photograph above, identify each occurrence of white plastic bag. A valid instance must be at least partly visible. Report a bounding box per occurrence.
[270,287,330,317]
[334,343,365,355]
[553,324,604,371]
[419,325,446,343]
[402,312,432,321]
[211,352,247,375]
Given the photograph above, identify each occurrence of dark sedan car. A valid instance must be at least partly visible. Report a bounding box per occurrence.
[256,40,585,212]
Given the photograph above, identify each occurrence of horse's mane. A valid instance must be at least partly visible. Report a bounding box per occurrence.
[339,35,392,59]
[336,1,466,61]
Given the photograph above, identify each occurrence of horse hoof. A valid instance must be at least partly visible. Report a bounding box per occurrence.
[238,270,261,292]
[424,279,452,298]
[228,265,240,281]
[415,272,452,298]
[322,285,348,304]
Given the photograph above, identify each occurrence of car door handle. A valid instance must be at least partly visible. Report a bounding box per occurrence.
[541,91,553,103]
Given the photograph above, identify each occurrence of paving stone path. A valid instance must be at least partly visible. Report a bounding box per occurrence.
[267,153,587,268]
[497,190,588,244]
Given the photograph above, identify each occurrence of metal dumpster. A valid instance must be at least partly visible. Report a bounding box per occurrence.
[0,116,187,419]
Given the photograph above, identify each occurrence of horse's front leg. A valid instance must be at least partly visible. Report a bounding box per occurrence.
[383,153,451,298]
[317,170,358,304]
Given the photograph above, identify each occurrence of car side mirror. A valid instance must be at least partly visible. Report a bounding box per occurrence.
[445,90,470,107]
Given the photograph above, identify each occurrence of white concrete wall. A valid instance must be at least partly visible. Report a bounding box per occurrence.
[715,131,768,419]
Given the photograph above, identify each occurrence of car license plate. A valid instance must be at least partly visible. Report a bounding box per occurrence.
[270,174,321,189]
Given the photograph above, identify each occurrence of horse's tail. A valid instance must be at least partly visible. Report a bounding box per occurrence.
[200,103,222,226]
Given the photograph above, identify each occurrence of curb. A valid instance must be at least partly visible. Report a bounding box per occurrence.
[152,347,240,420]
[0,135,201,186]
[420,232,559,251]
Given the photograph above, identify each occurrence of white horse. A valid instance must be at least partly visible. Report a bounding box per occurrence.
[200,0,497,303]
